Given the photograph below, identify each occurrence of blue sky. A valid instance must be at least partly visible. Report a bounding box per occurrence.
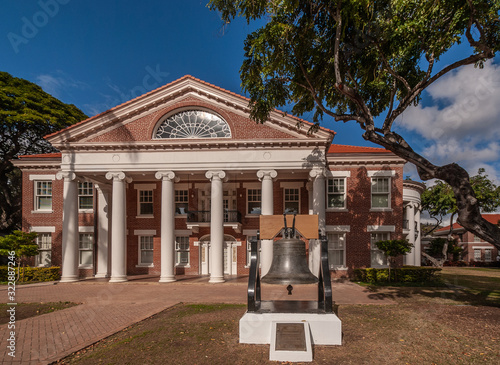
[1,1,499,183]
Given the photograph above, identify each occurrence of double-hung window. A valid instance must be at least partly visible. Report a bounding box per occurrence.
[327,178,345,209]
[79,233,93,267]
[78,182,93,210]
[139,236,154,265]
[327,233,346,269]
[284,188,300,214]
[35,233,52,267]
[370,232,390,267]
[371,177,390,208]
[175,236,190,266]
[35,181,52,211]
[247,189,261,215]
[175,190,189,214]
[138,190,154,216]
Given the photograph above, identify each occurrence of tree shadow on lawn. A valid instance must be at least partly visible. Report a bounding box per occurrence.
[360,281,500,308]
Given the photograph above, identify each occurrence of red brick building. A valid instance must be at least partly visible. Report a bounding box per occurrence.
[434,214,500,264]
[13,76,424,282]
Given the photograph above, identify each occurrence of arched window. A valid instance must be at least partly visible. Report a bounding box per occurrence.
[154,110,231,139]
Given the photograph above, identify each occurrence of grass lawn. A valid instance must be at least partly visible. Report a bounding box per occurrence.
[55,268,500,365]
[439,266,500,305]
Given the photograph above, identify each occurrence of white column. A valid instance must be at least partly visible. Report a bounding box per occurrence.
[414,203,421,267]
[309,168,326,276]
[95,184,111,278]
[106,172,129,283]
[406,203,416,266]
[206,170,226,283]
[257,170,277,276]
[156,171,178,283]
[56,172,79,282]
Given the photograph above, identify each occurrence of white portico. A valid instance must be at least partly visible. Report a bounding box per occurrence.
[46,76,334,282]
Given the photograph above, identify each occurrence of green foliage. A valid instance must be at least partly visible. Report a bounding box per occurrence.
[0,266,61,282]
[375,239,413,260]
[426,237,463,261]
[353,267,442,284]
[208,0,500,126]
[0,230,39,262]
[0,71,87,234]
[422,169,500,223]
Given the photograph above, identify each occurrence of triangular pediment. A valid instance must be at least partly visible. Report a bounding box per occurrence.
[46,76,334,151]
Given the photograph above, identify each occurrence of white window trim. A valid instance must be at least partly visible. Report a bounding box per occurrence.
[367,170,396,177]
[134,229,157,236]
[246,188,262,216]
[29,175,56,181]
[137,189,154,218]
[326,170,352,178]
[79,226,94,233]
[370,231,391,268]
[367,225,396,232]
[30,226,56,233]
[137,235,155,267]
[326,232,347,270]
[484,248,493,262]
[175,236,190,267]
[78,232,94,268]
[370,176,392,211]
[35,233,52,267]
[283,187,300,214]
[175,189,189,216]
[33,180,54,213]
[78,182,94,212]
[326,177,347,211]
[326,225,351,233]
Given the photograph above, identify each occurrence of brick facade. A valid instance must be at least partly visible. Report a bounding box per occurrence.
[15,75,415,281]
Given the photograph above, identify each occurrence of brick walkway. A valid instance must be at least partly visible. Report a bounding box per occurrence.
[0,276,394,364]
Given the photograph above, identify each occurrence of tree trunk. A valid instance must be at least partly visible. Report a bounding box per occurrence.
[422,251,444,268]
[363,130,500,251]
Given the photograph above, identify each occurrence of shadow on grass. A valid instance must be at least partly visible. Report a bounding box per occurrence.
[357,276,500,308]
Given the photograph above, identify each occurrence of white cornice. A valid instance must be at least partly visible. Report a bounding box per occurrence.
[55,138,332,153]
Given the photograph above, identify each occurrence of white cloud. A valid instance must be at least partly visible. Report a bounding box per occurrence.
[397,61,500,183]
[35,71,89,99]
[398,61,500,142]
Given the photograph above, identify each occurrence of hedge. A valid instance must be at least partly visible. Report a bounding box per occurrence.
[0,266,61,282]
[353,267,442,284]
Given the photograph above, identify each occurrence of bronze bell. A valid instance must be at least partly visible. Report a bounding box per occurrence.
[262,237,319,285]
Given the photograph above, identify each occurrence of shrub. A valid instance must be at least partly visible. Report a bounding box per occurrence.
[0,266,61,282]
[353,267,442,284]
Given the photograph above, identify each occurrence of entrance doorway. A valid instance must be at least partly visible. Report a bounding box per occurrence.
[199,234,238,275]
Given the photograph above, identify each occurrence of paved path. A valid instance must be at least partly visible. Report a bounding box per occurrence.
[0,276,394,364]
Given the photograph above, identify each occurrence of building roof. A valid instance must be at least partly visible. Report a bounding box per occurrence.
[45,75,334,141]
[435,214,500,234]
[328,144,391,154]
[17,153,62,159]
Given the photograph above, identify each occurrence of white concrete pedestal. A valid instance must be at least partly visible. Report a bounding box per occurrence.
[239,312,342,346]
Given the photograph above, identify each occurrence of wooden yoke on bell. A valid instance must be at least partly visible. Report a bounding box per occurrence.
[259,214,319,240]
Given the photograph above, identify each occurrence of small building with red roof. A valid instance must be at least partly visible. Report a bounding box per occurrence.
[435,214,500,264]
[13,76,424,282]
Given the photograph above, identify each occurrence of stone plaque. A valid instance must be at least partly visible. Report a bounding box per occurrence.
[275,323,307,351]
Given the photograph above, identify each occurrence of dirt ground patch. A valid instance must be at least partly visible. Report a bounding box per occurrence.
[56,294,500,365]
[0,302,79,324]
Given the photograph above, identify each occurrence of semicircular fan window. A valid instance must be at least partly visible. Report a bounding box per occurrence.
[154,110,231,139]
